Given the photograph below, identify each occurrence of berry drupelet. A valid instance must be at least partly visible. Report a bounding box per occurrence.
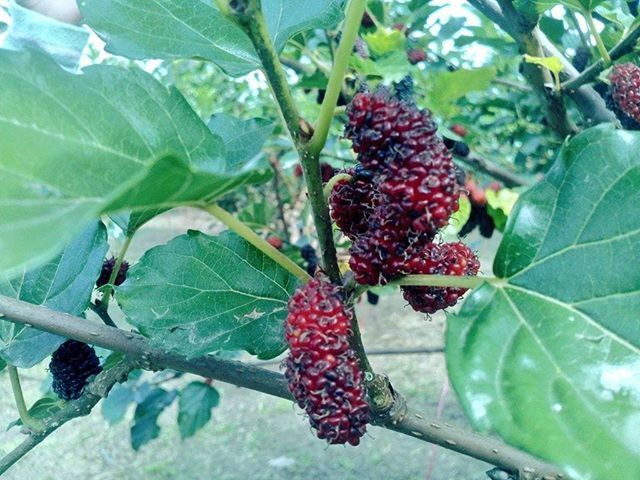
[284,278,370,445]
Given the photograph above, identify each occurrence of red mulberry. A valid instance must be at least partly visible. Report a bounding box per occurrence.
[401,242,480,314]
[407,48,427,65]
[329,168,375,239]
[49,340,102,400]
[609,63,640,129]
[284,278,369,445]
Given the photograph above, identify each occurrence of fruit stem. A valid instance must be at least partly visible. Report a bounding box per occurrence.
[389,274,496,289]
[585,11,611,66]
[219,0,343,285]
[98,233,133,311]
[307,0,366,157]
[203,204,311,282]
[7,366,44,433]
[322,172,353,200]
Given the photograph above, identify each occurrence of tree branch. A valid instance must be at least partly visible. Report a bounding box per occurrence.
[454,154,531,188]
[0,360,134,475]
[467,0,616,126]
[562,22,640,91]
[0,295,565,479]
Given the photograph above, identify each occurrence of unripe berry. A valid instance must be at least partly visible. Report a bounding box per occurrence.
[267,236,283,250]
[407,48,427,65]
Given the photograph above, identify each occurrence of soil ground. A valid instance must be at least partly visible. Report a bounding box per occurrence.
[0,208,501,480]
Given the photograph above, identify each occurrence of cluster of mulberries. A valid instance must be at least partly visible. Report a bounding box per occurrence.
[608,63,640,130]
[49,340,102,400]
[329,86,479,313]
[284,278,369,445]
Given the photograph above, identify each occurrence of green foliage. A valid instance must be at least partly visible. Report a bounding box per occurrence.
[0,222,107,368]
[131,387,177,450]
[447,126,640,479]
[8,395,63,430]
[208,115,275,165]
[117,231,299,359]
[79,0,344,76]
[0,50,271,277]
[177,381,220,439]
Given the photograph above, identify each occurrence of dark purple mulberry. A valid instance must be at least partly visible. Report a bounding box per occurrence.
[49,340,102,400]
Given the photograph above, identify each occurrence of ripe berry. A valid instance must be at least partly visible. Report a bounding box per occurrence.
[407,48,427,65]
[267,236,283,250]
[293,164,304,178]
[49,340,102,400]
[345,89,438,165]
[284,278,369,445]
[300,244,319,276]
[401,243,480,314]
[609,63,640,129]
[361,12,375,28]
[329,169,375,239]
[96,256,129,288]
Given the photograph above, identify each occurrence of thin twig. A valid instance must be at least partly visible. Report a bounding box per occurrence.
[268,154,292,241]
[454,154,531,188]
[562,22,640,91]
[0,295,565,479]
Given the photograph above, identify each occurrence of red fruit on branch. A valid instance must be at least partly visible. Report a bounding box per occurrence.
[407,48,427,65]
[609,63,640,129]
[400,242,480,314]
[329,168,375,240]
[284,278,370,445]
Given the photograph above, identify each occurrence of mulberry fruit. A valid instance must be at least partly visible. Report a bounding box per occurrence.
[401,243,480,314]
[300,244,319,276]
[284,278,369,445]
[609,63,640,129]
[329,168,375,239]
[96,256,129,288]
[49,340,102,400]
[407,48,427,65]
[267,236,283,250]
[345,89,438,163]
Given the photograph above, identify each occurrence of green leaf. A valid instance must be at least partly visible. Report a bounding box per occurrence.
[207,115,275,165]
[362,28,406,57]
[425,67,497,116]
[130,387,176,450]
[447,125,640,480]
[485,188,519,232]
[0,222,108,368]
[562,0,608,12]
[116,231,298,359]
[8,395,63,430]
[0,358,5,373]
[177,381,220,439]
[79,0,344,77]
[102,382,136,425]
[0,50,270,277]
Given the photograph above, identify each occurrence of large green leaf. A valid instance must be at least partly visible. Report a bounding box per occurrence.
[447,125,640,480]
[0,49,270,277]
[177,381,220,439]
[116,230,298,359]
[0,222,108,368]
[79,0,344,76]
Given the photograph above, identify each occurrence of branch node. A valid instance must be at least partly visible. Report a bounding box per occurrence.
[366,374,407,426]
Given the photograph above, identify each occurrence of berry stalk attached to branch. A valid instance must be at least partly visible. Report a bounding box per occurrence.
[203,204,310,282]
[217,0,345,284]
